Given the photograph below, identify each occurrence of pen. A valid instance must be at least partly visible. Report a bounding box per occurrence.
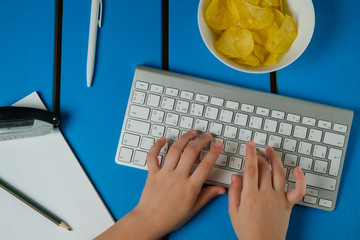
[87,0,103,87]
[0,177,71,231]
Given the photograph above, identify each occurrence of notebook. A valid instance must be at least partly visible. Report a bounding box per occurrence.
[0,92,114,239]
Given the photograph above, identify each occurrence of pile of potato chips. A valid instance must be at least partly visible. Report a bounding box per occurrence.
[205,0,298,67]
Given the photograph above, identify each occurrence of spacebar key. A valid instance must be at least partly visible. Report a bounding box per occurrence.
[305,173,337,191]
[125,119,150,134]
[192,163,239,186]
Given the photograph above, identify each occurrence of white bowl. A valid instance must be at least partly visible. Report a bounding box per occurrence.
[198,0,315,73]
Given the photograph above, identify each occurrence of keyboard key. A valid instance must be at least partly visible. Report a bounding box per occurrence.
[283,138,297,152]
[299,157,313,170]
[165,113,179,126]
[284,154,297,167]
[210,97,224,106]
[135,81,148,90]
[229,157,243,170]
[192,163,235,185]
[194,119,208,132]
[313,145,327,158]
[328,148,342,176]
[226,100,239,110]
[298,141,312,155]
[118,147,133,163]
[288,169,297,182]
[165,87,179,96]
[318,120,332,129]
[224,140,238,154]
[190,103,204,116]
[254,132,267,145]
[305,188,319,197]
[304,195,317,204]
[224,125,237,139]
[175,100,190,113]
[319,199,333,208]
[219,109,233,123]
[166,128,179,140]
[122,133,140,147]
[271,110,285,119]
[239,144,246,156]
[302,117,316,126]
[333,123,347,133]
[256,107,270,116]
[215,154,228,166]
[286,113,300,123]
[308,129,322,142]
[249,116,263,129]
[160,141,170,154]
[205,106,219,120]
[129,105,150,120]
[238,129,252,142]
[150,84,163,93]
[132,91,146,104]
[209,123,223,136]
[234,113,248,126]
[146,94,161,107]
[151,125,165,137]
[264,119,277,132]
[140,137,154,150]
[126,119,150,134]
[293,125,307,139]
[323,132,345,147]
[278,122,292,136]
[195,94,209,103]
[241,104,254,113]
[133,150,147,166]
[161,97,175,110]
[268,135,282,148]
[179,116,194,129]
[305,173,336,191]
[314,160,328,174]
[180,90,194,100]
[150,109,165,123]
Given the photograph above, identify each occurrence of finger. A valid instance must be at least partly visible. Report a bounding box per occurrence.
[228,174,242,213]
[286,167,306,205]
[266,147,285,192]
[192,186,226,214]
[162,129,197,170]
[257,157,272,190]
[147,137,166,173]
[243,140,258,191]
[176,133,212,174]
[190,140,223,184]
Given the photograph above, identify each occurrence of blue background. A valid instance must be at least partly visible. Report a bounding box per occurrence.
[0,0,359,239]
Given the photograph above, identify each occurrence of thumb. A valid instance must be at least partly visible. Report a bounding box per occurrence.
[192,186,226,214]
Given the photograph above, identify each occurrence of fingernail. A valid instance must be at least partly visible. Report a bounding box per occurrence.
[159,137,166,142]
[189,129,196,135]
[218,190,226,195]
[248,140,255,147]
[214,141,222,147]
[297,166,303,173]
[231,175,236,183]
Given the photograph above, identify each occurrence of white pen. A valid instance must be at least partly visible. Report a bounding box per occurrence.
[87,0,103,87]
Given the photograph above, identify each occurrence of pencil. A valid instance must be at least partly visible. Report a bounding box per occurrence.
[0,177,71,231]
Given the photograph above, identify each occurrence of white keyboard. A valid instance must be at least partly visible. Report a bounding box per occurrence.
[115,66,353,211]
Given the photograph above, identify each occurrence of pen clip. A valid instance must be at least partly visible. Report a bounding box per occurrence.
[98,0,103,28]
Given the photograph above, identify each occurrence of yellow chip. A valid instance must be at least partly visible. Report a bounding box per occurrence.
[258,21,279,40]
[263,53,278,65]
[228,0,275,30]
[273,8,285,27]
[259,0,280,9]
[245,0,260,5]
[253,44,269,63]
[215,26,254,58]
[205,0,238,32]
[234,53,261,67]
[265,14,298,53]
[251,30,265,45]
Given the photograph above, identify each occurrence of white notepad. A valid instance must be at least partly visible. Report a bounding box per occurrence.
[0,92,114,239]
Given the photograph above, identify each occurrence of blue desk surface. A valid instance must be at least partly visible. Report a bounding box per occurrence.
[1,1,359,239]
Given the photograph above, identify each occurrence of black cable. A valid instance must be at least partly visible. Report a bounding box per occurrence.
[53,0,63,114]
[162,0,169,71]
[270,71,278,94]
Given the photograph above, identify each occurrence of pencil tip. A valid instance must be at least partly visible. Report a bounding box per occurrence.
[59,221,71,231]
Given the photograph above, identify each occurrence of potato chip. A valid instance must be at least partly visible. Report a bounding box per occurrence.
[273,8,285,27]
[215,26,254,58]
[205,0,238,31]
[263,53,278,65]
[245,0,260,5]
[253,44,269,63]
[234,53,261,67]
[258,21,278,40]
[259,0,280,9]
[251,30,266,45]
[265,14,297,53]
[228,0,274,30]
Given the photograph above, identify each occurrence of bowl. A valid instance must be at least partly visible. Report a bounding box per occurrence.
[198,0,315,73]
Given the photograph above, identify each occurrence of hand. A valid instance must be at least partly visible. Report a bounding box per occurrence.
[228,140,306,240]
[96,130,225,240]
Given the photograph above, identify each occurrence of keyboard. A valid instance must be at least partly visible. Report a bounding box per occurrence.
[115,66,353,211]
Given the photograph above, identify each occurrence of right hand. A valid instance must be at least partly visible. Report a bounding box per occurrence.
[228,140,306,240]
